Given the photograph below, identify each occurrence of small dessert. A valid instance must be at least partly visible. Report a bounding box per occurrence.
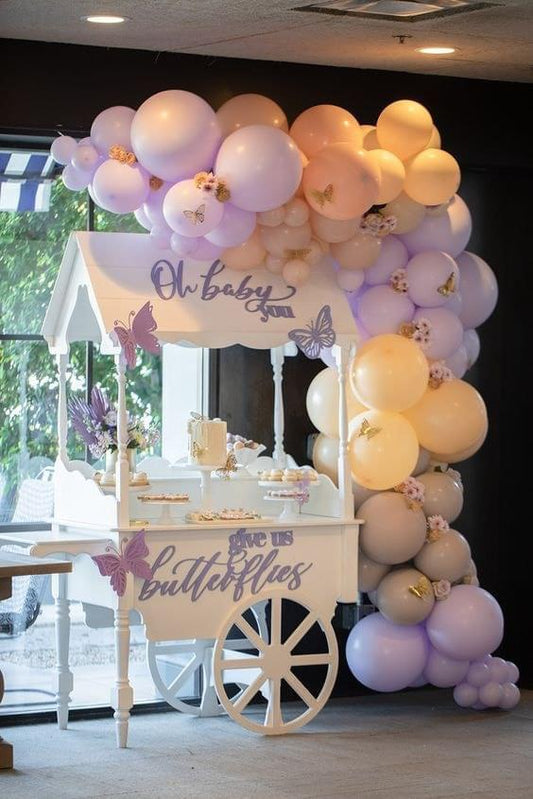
[226,432,261,453]
[138,493,189,503]
[267,488,301,498]
[282,469,299,482]
[186,508,261,523]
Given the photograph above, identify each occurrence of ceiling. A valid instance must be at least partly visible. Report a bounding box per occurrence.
[1,0,532,83]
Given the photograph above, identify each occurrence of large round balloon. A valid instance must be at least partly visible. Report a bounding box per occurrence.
[376,100,433,161]
[383,192,426,234]
[412,306,463,361]
[356,285,415,337]
[417,471,463,522]
[358,491,427,565]
[290,104,363,159]
[423,646,469,688]
[376,567,435,625]
[51,135,78,165]
[349,410,419,490]
[455,251,499,329]
[91,105,136,155]
[312,433,339,484]
[309,209,360,243]
[205,203,256,248]
[358,552,390,594]
[331,233,381,271]
[400,194,472,257]
[91,159,150,214]
[216,93,288,138]
[414,528,472,582]
[403,379,488,458]
[131,90,221,182]
[406,251,460,308]
[365,149,405,204]
[306,366,368,438]
[350,333,429,412]
[163,179,225,237]
[432,420,488,463]
[215,125,302,212]
[303,143,380,220]
[221,227,266,270]
[345,612,429,692]
[403,149,461,206]
[426,585,504,661]
[364,236,409,286]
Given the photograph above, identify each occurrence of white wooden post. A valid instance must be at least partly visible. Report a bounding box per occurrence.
[56,352,69,465]
[335,343,354,520]
[270,346,286,468]
[112,599,133,748]
[54,569,73,730]
[115,354,130,528]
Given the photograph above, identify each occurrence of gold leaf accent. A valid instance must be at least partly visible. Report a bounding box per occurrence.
[437,272,456,297]
[408,576,432,600]
[285,247,312,261]
[215,182,231,203]
[191,441,205,458]
[399,322,416,339]
[149,176,164,190]
[194,171,210,188]
[358,417,381,440]
[215,452,238,480]
[109,144,137,166]
[310,183,334,208]
[426,527,444,543]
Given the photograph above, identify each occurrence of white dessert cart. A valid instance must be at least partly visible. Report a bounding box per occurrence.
[1,232,362,746]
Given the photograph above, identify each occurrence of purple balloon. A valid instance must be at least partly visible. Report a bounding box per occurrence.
[215,125,302,212]
[364,236,409,286]
[505,661,520,684]
[479,681,503,707]
[92,159,150,214]
[488,657,509,683]
[400,195,472,258]
[423,646,469,688]
[499,682,520,710]
[444,290,463,317]
[50,135,77,165]
[413,306,463,360]
[466,661,491,688]
[406,250,460,308]
[453,681,478,708]
[357,285,415,337]
[170,231,200,257]
[445,344,468,379]
[463,328,481,369]
[345,612,429,692]
[143,181,173,227]
[191,236,224,261]
[163,179,225,237]
[336,269,366,293]
[408,673,429,688]
[149,224,172,250]
[426,585,504,662]
[134,206,152,231]
[71,143,100,174]
[205,203,256,247]
[90,105,135,155]
[456,251,498,329]
[62,163,91,191]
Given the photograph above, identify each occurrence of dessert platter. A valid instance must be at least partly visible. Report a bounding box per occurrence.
[186,507,263,523]
[257,467,319,484]
[137,492,191,524]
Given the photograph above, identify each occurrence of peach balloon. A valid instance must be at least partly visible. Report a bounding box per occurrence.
[431,420,488,464]
[361,125,380,151]
[216,93,288,138]
[312,433,339,484]
[376,100,433,161]
[221,228,266,270]
[282,258,310,286]
[350,334,429,412]
[306,238,327,265]
[331,232,381,271]
[309,209,360,243]
[426,125,442,149]
[284,197,310,227]
[303,143,380,220]
[349,409,419,490]
[365,149,406,204]
[257,206,285,227]
[259,221,312,257]
[403,379,488,457]
[306,366,368,438]
[383,192,426,234]
[289,104,363,159]
[404,149,461,206]
[265,253,284,274]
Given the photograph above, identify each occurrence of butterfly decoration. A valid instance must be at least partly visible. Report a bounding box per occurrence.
[310,183,334,209]
[215,452,238,480]
[92,530,153,597]
[437,272,456,297]
[357,418,382,440]
[288,304,336,360]
[108,144,137,166]
[113,301,161,370]
[408,576,432,601]
[183,203,206,225]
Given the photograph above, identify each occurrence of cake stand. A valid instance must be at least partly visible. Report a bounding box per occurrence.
[137,496,190,525]
[263,494,302,521]
[174,462,227,511]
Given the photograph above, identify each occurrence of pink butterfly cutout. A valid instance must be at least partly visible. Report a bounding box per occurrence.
[113,301,161,369]
[92,530,153,596]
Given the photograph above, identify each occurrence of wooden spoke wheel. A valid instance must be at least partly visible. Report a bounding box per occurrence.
[146,601,268,717]
[213,592,338,735]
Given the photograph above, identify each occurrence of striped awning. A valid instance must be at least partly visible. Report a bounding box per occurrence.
[0,151,58,213]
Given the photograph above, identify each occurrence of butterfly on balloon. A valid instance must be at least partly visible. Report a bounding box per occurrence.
[288,304,336,360]
[113,301,161,370]
[92,530,153,597]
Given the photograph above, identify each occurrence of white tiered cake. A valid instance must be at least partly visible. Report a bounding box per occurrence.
[187,414,227,466]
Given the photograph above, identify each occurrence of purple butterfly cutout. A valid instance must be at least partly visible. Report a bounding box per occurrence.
[92,530,153,597]
[113,301,161,370]
[288,304,336,359]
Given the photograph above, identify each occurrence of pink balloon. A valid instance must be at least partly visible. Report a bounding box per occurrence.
[163,179,225,237]
[456,251,498,329]
[90,105,136,155]
[357,285,415,337]
[406,251,460,308]
[131,90,221,182]
[413,306,463,360]
[364,236,409,286]
[92,160,150,213]
[205,203,256,247]
[303,143,380,220]
[400,195,472,258]
[215,125,302,212]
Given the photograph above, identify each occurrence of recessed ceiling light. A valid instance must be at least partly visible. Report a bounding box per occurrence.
[416,46,457,55]
[82,14,128,24]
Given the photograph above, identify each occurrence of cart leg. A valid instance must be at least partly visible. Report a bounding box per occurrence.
[112,606,133,748]
[55,572,73,730]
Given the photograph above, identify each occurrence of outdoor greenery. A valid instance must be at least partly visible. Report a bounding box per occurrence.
[0,178,162,521]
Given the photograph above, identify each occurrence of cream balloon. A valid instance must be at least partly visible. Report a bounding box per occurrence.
[282,258,310,286]
[309,209,360,244]
[289,104,363,159]
[312,433,339,484]
[265,253,284,274]
[383,192,426,234]
[376,100,433,161]
[358,552,390,593]
[376,567,435,625]
[216,93,288,138]
[283,197,310,227]
[257,206,285,227]
[412,447,432,476]
[415,529,472,583]
[349,334,429,412]
[221,228,266,270]
[358,491,427,564]
[306,367,368,438]
[365,149,406,204]
[403,379,488,457]
[417,471,464,522]
[331,233,381,271]
[404,149,461,206]
[349,410,419,490]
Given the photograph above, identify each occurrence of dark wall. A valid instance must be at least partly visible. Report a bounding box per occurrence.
[1,39,531,689]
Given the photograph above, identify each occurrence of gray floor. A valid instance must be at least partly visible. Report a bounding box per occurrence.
[2,689,532,799]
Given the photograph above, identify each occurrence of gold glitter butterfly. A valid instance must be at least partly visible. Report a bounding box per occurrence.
[109,144,137,166]
[358,418,382,440]
[215,452,237,480]
[311,183,334,208]
[437,272,456,297]
[285,247,312,260]
[183,204,206,225]
[408,576,432,600]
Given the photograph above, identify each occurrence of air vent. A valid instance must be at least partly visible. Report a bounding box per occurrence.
[293,1,497,23]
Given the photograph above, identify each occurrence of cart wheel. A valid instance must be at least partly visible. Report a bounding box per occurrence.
[146,600,268,717]
[213,591,338,735]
